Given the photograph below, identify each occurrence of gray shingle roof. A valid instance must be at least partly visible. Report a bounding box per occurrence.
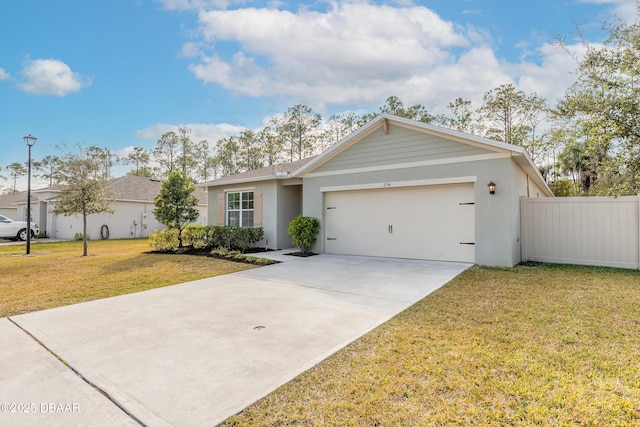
[0,190,28,207]
[27,175,208,205]
[199,156,315,187]
[105,175,207,204]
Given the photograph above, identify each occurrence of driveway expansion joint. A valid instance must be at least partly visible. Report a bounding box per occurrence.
[7,317,146,427]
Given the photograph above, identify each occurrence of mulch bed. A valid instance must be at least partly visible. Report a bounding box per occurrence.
[149,247,279,265]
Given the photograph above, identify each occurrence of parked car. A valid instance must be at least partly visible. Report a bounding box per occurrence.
[0,214,39,241]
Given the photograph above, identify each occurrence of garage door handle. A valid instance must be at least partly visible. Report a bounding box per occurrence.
[459,202,475,205]
[388,225,393,234]
[459,242,475,245]
[327,237,337,240]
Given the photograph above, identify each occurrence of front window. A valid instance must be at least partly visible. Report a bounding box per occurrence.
[226,191,254,227]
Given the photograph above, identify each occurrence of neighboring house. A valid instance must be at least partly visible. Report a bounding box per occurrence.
[0,191,46,230]
[27,175,207,240]
[200,114,553,267]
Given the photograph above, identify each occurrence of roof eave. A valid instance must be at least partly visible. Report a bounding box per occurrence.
[198,174,292,188]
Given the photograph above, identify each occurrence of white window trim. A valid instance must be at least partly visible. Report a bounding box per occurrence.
[226,191,255,227]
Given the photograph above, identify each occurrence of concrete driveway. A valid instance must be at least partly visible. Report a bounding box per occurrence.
[3,254,470,426]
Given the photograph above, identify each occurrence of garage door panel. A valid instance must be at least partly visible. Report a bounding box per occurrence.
[325,184,475,262]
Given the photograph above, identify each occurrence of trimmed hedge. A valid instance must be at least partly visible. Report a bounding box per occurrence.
[176,225,264,252]
[149,228,180,251]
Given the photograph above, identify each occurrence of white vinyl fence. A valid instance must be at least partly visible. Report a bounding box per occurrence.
[521,195,640,270]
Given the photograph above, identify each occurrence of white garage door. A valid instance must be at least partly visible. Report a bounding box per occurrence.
[324,183,475,262]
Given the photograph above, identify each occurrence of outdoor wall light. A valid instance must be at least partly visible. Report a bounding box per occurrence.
[487,180,496,195]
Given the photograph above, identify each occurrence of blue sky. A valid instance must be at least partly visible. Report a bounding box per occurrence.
[1,0,636,190]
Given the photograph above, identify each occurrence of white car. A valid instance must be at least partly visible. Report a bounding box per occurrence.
[0,214,40,241]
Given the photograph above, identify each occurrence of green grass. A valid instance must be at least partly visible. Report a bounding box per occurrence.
[223,264,640,426]
[0,239,255,318]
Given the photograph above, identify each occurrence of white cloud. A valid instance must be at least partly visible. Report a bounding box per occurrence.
[578,0,638,21]
[509,42,593,104]
[179,42,204,58]
[0,68,9,80]
[18,59,92,96]
[166,0,626,119]
[135,122,247,143]
[186,3,471,104]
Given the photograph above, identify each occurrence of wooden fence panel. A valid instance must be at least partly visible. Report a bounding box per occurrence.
[521,196,640,269]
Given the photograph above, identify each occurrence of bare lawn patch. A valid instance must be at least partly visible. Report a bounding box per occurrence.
[0,239,255,317]
[224,264,640,426]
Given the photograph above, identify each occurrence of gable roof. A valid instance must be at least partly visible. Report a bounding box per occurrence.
[198,156,316,187]
[292,114,553,196]
[199,114,553,197]
[0,190,29,208]
[34,175,208,205]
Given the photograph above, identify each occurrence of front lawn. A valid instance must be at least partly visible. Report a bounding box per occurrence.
[223,264,640,426]
[0,239,255,317]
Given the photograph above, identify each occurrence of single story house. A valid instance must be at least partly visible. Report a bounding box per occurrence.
[5,175,207,240]
[0,190,34,222]
[200,114,553,267]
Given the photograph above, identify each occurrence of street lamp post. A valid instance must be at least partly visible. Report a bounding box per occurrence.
[24,134,37,255]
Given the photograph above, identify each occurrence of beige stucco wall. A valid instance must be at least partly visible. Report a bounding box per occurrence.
[206,180,302,250]
[48,200,207,240]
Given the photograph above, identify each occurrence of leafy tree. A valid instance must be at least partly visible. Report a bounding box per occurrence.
[554,119,613,194]
[379,95,436,123]
[34,155,62,186]
[215,137,241,176]
[153,170,199,248]
[7,162,27,192]
[153,131,180,179]
[193,139,219,182]
[555,10,640,194]
[256,127,283,166]
[124,146,151,176]
[177,126,198,178]
[438,98,484,135]
[52,148,115,256]
[478,83,548,148]
[237,130,264,171]
[272,104,323,161]
[323,112,359,148]
[359,96,435,125]
[86,146,119,180]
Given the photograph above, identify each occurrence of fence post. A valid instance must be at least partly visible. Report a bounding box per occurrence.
[637,194,640,270]
[520,196,527,264]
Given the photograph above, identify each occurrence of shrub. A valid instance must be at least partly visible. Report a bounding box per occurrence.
[209,248,275,265]
[74,232,84,241]
[181,225,209,249]
[230,227,264,252]
[181,225,264,252]
[288,215,320,255]
[149,228,180,251]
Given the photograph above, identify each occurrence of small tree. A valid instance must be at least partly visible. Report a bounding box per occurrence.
[53,149,115,256]
[7,162,27,192]
[153,171,199,247]
[288,215,320,255]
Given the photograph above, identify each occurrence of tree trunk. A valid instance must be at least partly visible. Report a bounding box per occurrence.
[82,210,88,257]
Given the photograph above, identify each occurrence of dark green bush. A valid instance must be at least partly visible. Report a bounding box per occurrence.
[288,215,320,254]
[179,225,264,252]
